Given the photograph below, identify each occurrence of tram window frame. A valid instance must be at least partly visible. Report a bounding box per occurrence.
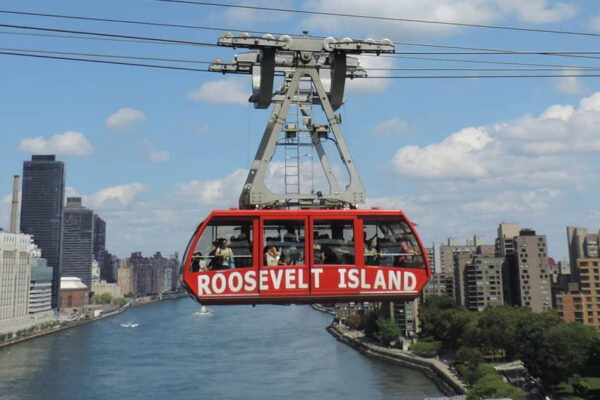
[312,219,356,266]
[361,218,425,269]
[262,219,307,267]
[190,218,256,271]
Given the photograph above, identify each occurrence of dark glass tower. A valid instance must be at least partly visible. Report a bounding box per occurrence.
[93,214,106,260]
[21,154,65,309]
[61,197,94,289]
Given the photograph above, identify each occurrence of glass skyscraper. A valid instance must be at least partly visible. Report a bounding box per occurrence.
[61,197,94,289]
[20,155,65,309]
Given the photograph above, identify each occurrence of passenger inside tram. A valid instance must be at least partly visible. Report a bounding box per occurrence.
[263,220,305,266]
[190,220,254,271]
[313,220,355,265]
[362,219,424,268]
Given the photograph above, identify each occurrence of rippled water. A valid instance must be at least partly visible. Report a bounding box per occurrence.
[0,299,441,400]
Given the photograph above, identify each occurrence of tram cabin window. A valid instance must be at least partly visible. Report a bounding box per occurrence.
[362,219,424,268]
[191,220,253,271]
[313,220,355,265]
[263,220,305,266]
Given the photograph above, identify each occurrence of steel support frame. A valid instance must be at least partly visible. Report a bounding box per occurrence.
[239,67,365,209]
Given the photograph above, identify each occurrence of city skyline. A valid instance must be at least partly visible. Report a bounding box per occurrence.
[1,1,600,259]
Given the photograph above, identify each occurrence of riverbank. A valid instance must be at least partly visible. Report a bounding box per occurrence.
[327,322,468,396]
[0,291,187,349]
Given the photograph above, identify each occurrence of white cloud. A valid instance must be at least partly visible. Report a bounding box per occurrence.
[589,15,600,32]
[171,169,247,206]
[139,139,170,163]
[18,131,94,157]
[552,70,590,95]
[390,92,600,185]
[88,183,149,209]
[372,117,411,136]
[302,0,576,39]
[220,0,292,24]
[187,77,249,105]
[391,127,492,179]
[496,0,577,24]
[347,55,394,94]
[105,108,146,132]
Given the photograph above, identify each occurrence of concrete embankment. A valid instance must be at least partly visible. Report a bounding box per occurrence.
[327,323,467,396]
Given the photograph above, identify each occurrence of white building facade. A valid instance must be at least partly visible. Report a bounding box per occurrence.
[0,232,32,334]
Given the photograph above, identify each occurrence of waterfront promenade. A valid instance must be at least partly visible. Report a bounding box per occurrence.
[327,322,468,396]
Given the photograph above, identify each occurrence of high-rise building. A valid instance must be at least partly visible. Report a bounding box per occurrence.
[20,154,65,309]
[0,232,32,333]
[463,256,504,311]
[557,226,600,330]
[61,197,94,289]
[29,249,54,321]
[496,223,520,257]
[93,215,106,260]
[502,229,552,312]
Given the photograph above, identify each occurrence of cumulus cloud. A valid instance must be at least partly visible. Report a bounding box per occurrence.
[187,77,249,105]
[552,70,590,95]
[390,92,600,185]
[139,139,170,163]
[105,108,146,132]
[18,131,94,157]
[302,0,576,39]
[372,117,411,136]
[220,0,292,24]
[590,15,600,32]
[88,183,149,209]
[171,169,247,206]
[346,55,394,94]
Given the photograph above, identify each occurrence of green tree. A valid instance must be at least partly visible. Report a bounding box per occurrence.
[535,322,596,387]
[375,318,401,346]
[409,340,441,357]
[96,293,113,304]
[359,311,378,338]
[112,297,126,307]
[467,364,526,400]
[455,347,484,369]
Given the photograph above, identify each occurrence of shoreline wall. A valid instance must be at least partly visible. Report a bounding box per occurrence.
[0,292,187,349]
[326,324,467,396]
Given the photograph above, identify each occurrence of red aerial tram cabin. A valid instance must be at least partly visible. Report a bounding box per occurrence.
[182,209,431,305]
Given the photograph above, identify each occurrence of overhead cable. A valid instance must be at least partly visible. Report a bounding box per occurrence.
[154,0,600,38]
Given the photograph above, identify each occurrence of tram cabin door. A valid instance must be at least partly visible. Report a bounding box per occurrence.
[259,216,310,298]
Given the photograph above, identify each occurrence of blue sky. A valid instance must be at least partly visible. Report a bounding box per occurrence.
[1,0,600,260]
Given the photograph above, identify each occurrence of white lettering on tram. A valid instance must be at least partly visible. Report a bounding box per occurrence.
[311,268,323,288]
[196,268,418,296]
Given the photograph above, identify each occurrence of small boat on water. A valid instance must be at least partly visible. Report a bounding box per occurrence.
[194,306,213,316]
[120,322,139,328]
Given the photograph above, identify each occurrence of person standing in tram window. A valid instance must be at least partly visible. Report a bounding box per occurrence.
[265,245,281,266]
[215,238,234,269]
[364,239,377,266]
[295,251,305,265]
[394,238,418,267]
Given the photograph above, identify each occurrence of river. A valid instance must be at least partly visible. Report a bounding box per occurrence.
[0,299,442,400]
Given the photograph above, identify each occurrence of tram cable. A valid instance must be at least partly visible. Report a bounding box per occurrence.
[153,0,600,38]
[4,49,600,79]
[3,9,600,61]
[0,23,218,47]
[4,46,600,72]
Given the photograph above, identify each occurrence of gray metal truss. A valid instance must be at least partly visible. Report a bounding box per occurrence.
[208,32,395,209]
